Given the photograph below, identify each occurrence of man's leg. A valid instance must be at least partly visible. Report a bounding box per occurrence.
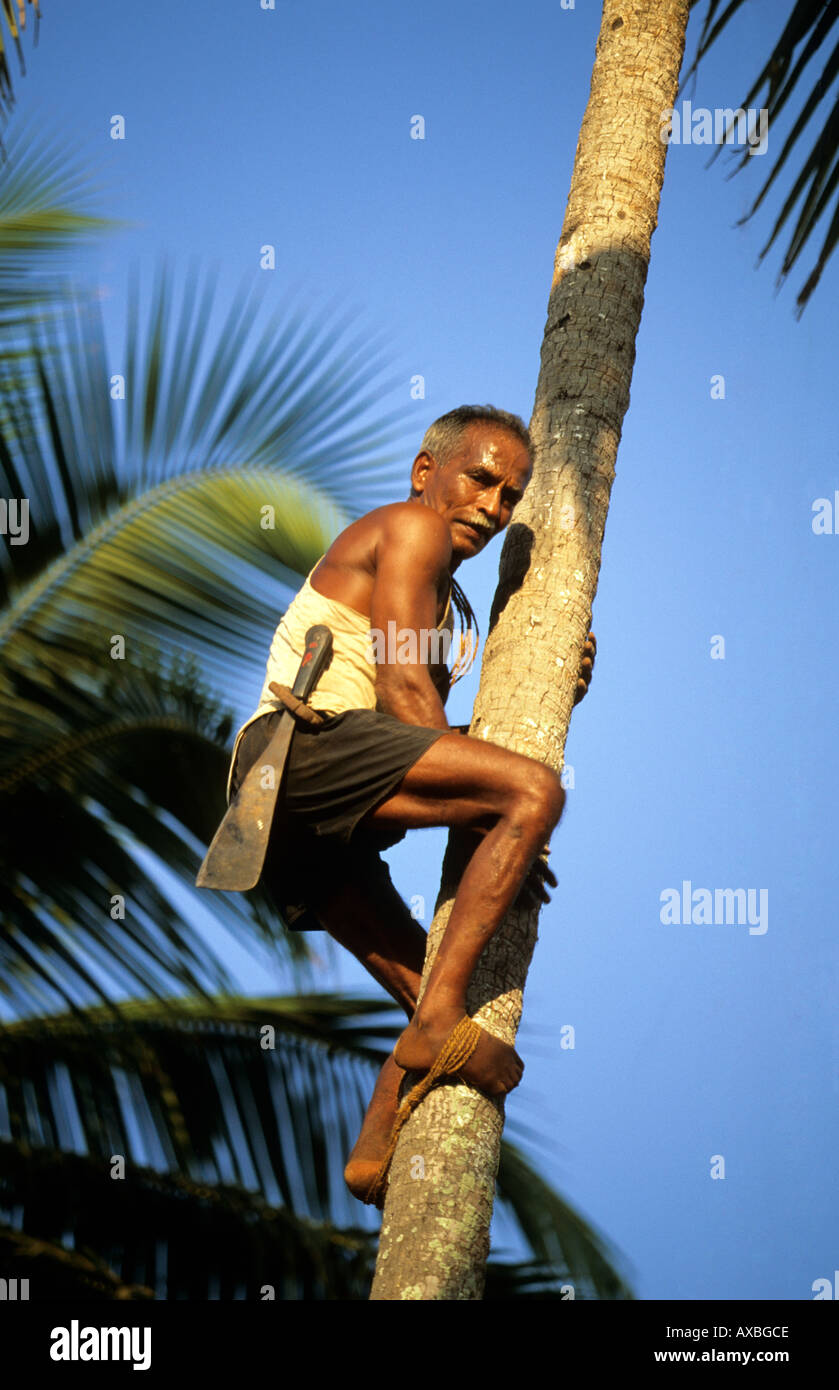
[310,869,425,1201]
[344,1053,407,1203]
[286,733,564,1196]
[354,731,565,1095]
[313,857,427,1016]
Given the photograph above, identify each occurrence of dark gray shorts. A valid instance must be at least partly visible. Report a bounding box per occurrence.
[228,707,447,930]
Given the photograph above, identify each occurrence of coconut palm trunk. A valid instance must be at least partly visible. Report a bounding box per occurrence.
[371,0,690,1301]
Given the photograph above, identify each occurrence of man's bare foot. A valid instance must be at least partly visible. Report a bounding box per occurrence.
[344,1052,404,1205]
[394,1005,523,1096]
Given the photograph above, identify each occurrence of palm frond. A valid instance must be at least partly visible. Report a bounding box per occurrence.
[0,1146,377,1300]
[0,1,40,130]
[0,645,315,1017]
[0,1223,155,1300]
[685,0,839,311]
[0,264,413,709]
[0,122,122,373]
[0,994,633,1297]
[0,994,400,1224]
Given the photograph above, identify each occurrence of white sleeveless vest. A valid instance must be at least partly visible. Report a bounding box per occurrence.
[226,556,454,801]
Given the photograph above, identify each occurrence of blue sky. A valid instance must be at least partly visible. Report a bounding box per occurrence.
[13,0,839,1299]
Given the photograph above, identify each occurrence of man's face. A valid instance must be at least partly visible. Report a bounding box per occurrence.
[412,422,532,561]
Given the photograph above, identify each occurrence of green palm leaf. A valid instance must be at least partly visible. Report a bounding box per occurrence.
[0,994,633,1297]
[0,1148,377,1300]
[0,1224,155,1300]
[0,122,121,385]
[0,649,312,1015]
[0,263,411,708]
[0,1,40,130]
[686,0,839,311]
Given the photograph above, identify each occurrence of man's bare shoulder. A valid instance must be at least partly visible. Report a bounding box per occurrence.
[372,501,452,562]
[313,504,451,614]
[323,503,448,563]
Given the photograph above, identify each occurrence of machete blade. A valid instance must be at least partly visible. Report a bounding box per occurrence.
[195,715,296,890]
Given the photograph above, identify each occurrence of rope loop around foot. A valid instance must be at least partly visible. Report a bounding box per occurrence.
[364,1015,483,1208]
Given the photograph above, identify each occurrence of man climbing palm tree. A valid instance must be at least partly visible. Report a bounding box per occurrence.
[216,404,595,1201]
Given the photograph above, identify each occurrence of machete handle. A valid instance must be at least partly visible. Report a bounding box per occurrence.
[291,624,333,700]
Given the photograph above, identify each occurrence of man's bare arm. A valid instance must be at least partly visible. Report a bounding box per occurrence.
[370,506,453,729]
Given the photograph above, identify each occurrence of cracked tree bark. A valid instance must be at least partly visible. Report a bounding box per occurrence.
[370,0,690,1300]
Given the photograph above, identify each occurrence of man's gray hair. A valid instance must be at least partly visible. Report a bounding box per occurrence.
[418,404,532,469]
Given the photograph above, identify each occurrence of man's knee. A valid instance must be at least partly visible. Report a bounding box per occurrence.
[517,761,565,833]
